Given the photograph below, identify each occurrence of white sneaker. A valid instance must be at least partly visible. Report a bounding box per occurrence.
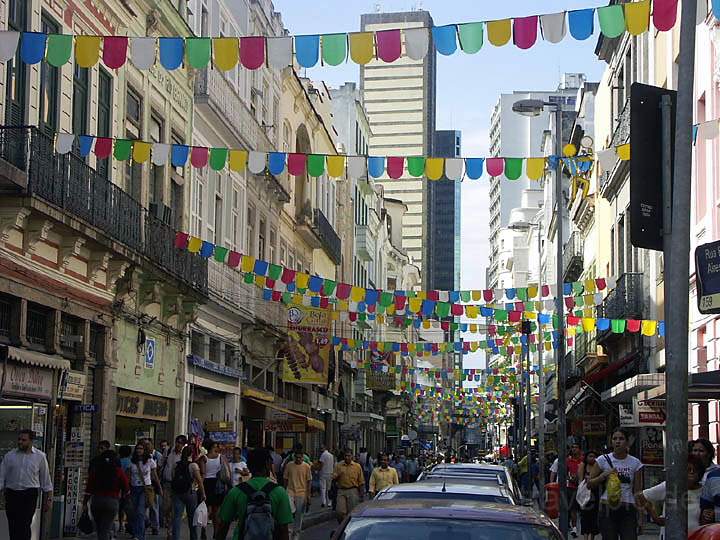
[570,527,578,538]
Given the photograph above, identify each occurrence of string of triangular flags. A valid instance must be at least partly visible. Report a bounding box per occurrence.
[0,1,688,72]
[53,132,609,181]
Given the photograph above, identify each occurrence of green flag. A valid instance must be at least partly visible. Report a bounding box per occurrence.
[458,22,483,54]
[46,34,73,67]
[186,38,211,68]
[504,158,523,180]
[209,148,228,171]
[308,154,325,177]
[113,139,132,161]
[321,34,347,66]
[407,156,426,177]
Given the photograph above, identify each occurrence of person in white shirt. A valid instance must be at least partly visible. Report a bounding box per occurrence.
[0,429,53,540]
[124,443,162,540]
[318,445,335,507]
[635,455,706,539]
[160,435,187,531]
[230,447,250,486]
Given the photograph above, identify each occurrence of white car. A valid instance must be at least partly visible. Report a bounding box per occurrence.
[417,463,523,502]
[374,480,517,505]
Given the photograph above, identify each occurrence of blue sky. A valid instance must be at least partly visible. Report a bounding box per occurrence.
[273,0,607,367]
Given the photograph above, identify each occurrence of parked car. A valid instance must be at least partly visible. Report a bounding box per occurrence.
[330,499,562,540]
[417,463,522,501]
[374,480,517,505]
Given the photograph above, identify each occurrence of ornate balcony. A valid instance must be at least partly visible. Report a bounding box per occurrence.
[562,231,583,283]
[314,208,342,265]
[599,99,630,199]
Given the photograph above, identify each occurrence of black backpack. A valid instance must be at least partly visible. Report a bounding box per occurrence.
[171,461,193,494]
[238,482,279,540]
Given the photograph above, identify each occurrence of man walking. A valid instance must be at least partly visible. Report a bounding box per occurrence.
[318,445,335,507]
[161,435,187,532]
[333,449,364,523]
[0,429,53,540]
[368,454,399,498]
[283,449,312,540]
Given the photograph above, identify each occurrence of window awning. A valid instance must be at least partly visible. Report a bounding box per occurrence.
[0,345,70,371]
[244,397,325,432]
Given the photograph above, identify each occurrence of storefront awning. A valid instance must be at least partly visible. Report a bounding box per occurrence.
[0,345,70,371]
[244,397,325,432]
[241,387,275,402]
[645,370,720,402]
[601,373,665,403]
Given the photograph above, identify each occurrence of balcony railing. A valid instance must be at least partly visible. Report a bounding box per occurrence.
[574,331,596,366]
[313,208,342,265]
[0,126,207,295]
[599,99,630,194]
[562,231,583,282]
[355,224,375,262]
[600,272,644,320]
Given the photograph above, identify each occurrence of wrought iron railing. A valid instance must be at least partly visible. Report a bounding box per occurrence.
[600,272,644,320]
[574,331,596,366]
[599,99,630,192]
[562,231,583,281]
[313,208,342,265]
[0,126,207,295]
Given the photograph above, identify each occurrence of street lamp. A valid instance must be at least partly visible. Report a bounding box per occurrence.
[508,218,545,506]
[512,98,567,536]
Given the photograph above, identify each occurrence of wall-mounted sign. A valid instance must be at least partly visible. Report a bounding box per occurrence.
[187,354,242,378]
[61,371,86,401]
[581,415,607,436]
[264,419,306,433]
[72,404,98,413]
[145,338,156,369]
[0,362,53,400]
[696,239,720,314]
[619,404,635,427]
[640,426,664,465]
[635,397,666,426]
[116,389,170,422]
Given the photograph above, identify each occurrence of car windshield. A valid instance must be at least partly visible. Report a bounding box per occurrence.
[376,492,512,504]
[339,517,558,540]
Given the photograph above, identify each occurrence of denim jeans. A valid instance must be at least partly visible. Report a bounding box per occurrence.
[172,492,198,540]
[290,496,307,540]
[131,486,147,540]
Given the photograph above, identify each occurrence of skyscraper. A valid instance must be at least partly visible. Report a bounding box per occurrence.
[360,10,436,287]
[429,130,461,291]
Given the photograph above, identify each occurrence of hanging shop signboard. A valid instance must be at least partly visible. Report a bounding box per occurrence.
[695,239,720,314]
[581,415,607,436]
[367,351,396,391]
[634,397,666,426]
[60,371,86,401]
[187,354,242,378]
[0,361,53,400]
[283,306,330,385]
[619,403,635,427]
[116,389,170,422]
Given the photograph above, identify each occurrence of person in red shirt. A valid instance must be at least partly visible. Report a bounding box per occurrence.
[83,450,130,540]
[550,443,584,537]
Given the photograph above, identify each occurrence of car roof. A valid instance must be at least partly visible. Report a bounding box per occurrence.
[380,481,511,497]
[432,463,508,472]
[351,498,555,527]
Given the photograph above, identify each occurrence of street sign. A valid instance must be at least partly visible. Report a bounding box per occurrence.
[696,239,720,314]
[630,82,677,251]
[145,338,156,369]
[72,404,98,413]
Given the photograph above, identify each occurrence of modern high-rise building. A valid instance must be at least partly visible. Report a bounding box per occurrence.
[360,10,436,287]
[429,130,461,291]
[486,73,586,290]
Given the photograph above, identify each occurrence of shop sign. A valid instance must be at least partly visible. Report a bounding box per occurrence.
[145,338,156,369]
[282,306,330,385]
[0,361,53,400]
[60,371,86,401]
[581,415,607,436]
[418,424,439,434]
[116,389,170,421]
[341,424,361,441]
[72,404,98,413]
[63,468,81,534]
[264,419,306,432]
[640,426,664,465]
[367,351,396,391]
[634,397,666,426]
[188,354,242,378]
[207,431,237,443]
[619,404,635,427]
[64,441,85,468]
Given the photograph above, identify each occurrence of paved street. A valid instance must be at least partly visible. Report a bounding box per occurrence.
[300,520,338,540]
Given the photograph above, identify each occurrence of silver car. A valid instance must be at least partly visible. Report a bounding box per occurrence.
[374,480,517,505]
[417,463,523,502]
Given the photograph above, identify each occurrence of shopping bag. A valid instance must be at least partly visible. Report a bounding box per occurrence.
[576,479,592,509]
[193,501,209,528]
[78,510,94,534]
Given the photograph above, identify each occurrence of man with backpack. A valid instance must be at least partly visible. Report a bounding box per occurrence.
[215,447,293,540]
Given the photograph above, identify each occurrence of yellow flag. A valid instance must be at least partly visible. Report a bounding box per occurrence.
[487,19,512,46]
[187,237,202,253]
[295,273,310,290]
[327,155,345,178]
[526,158,545,180]
[255,275,266,288]
[524,311,537,320]
[350,286,365,302]
[338,300,349,312]
[408,343,416,352]
[616,143,631,161]
[641,320,657,336]
[567,327,576,338]
[349,32,374,65]
[331,311,340,321]
[409,298,422,313]
[416,291,427,300]
[426,158,444,180]
[133,141,151,163]
[582,318,596,332]
[241,256,255,273]
[75,36,102,68]
[422,320,431,329]
[471,290,482,301]
[544,341,552,351]
[466,306,479,319]
[584,279,596,293]
[386,304,395,315]
[527,285,539,299]
[213,38,239,71]
[625,0,650,36]
[584,294,594,306]
[229,150,248,172]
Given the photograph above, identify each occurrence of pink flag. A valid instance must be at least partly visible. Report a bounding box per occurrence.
[483,289,494,302]
[287,153,307,176]
[596,278,607,290]
[240,37,266,69]
[190,147,209,168]
[653,0,679,31]
[281,268,296,284]
[627,320,641,333]
[486,157,504,177]
[376,29,402,62]
[103,36,128,69]
[513,16,538,50]
[387,156,404,179]
[94,138,112,159]
[174,231,189,249]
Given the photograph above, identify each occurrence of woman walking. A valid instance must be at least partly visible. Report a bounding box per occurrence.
[170,446,206,540]
[197,440,230,540]
[125,443,162,540]
[578,450,602,540]
[83,450,129,540]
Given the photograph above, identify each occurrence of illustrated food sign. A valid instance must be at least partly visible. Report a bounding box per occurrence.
[696,239,720,314]
[283,306,330,385]
[367,351,396,391]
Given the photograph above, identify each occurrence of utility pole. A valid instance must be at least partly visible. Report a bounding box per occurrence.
[664,0,696,537]
[523,320,532,498]
[537,222,546,508]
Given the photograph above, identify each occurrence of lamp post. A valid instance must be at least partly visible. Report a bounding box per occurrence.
[508,217,545,507]
[512,98,566,535]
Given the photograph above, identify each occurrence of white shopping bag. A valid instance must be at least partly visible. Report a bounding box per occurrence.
[193,501,208,528]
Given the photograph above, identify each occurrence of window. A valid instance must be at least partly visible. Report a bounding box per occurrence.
[283,122,291,152]
[617,216,625,275]
[258,218,266,259]
[209,338,220,363]
[698,326,708,373]
[224,345,235,368]
[97,69,113,179]
[125,87,143,201]
[26,303,48,348]
[150,114,164,204]
[0,295,12,339]
[697,95,708,222]
[269,228,277,264]
[192,179,203,236]
[610,225,616,277]
[262,81,269,125]
[214,195,223,245]
[280,241,287,266]
[60,314,83,360]
[39,14,59,135]
[247,205,256,256]
[191,331,204,356]
[72,64,90,136]
[5,0,28,127]
[273,97,280,143]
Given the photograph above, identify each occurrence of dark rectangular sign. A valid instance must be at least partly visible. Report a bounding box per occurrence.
[695,240,720,314]
[630,82,677,251]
